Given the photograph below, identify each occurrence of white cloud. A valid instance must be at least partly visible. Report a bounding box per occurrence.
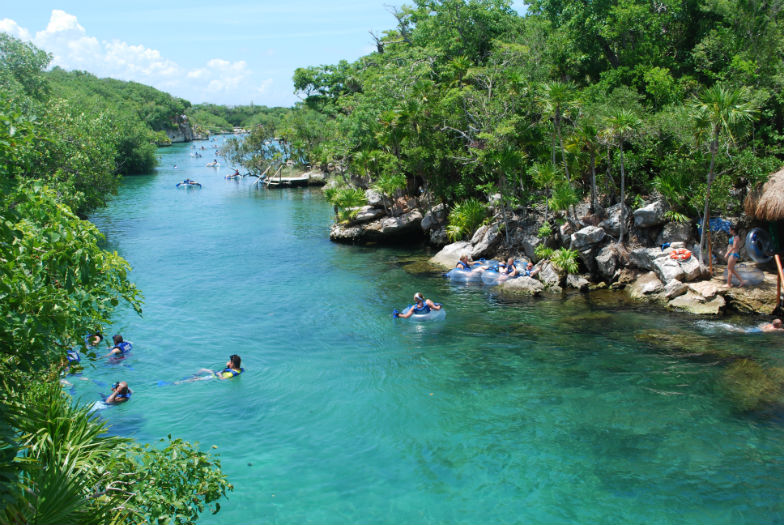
[0,18,31,40]
[1,9,261,105]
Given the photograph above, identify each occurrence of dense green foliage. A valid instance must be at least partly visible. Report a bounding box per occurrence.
[187,103,292,134]
[239,0,783,239]
[1,35,231,524]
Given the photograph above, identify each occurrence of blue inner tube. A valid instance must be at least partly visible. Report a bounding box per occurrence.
[445,268,483,282]
[481,269,511,286]
[745,227,773,263]
[400,305,446,321]
[177,181,202,188]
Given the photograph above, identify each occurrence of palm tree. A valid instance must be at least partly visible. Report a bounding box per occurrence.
[692,85,757,264]
[603,109,641,244]
[572,119,600,213]
[538,81,577,181]
[531,162,559,225]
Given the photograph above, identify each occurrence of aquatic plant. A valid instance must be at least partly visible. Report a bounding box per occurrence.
[446,198,487,242]
[551,248,579,274]
[720,359,784,412]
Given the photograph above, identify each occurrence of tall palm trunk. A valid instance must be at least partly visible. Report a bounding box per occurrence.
[619,145,626,244]
[590,150,597,213]
[698,131,719,264]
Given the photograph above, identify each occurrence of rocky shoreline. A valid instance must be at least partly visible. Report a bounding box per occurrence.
[330,190,781,318]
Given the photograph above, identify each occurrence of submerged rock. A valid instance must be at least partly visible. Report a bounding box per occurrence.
[719,359,784,412]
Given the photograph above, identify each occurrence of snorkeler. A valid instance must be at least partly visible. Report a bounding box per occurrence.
[197,354,244,380]
[104,335,133,358]
[105,381,132,404]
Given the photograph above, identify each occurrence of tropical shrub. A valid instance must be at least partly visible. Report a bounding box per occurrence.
[446,198,487,242]
[551,248,579,274]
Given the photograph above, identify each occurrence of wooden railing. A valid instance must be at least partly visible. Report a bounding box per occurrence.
[776,254,784,310]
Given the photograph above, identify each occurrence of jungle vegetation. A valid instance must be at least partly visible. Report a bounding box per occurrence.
[0,34,231,524]
[230,0,783,242]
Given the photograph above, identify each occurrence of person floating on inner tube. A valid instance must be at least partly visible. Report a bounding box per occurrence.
[456,254,475,270]
[105,381,132,404]
[104,334,133,358]
[198,354,244,380]
[395,293,442,319]
[521,261,540,278]
[724,224,746,288]
[503,257,518,278]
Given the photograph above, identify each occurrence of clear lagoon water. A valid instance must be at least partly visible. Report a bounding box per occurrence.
[73,141,784,524]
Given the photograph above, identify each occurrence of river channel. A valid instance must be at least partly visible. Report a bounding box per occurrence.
[76,141,784,524]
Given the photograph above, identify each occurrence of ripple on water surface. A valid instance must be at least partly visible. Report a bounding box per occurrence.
[75,142,784,524]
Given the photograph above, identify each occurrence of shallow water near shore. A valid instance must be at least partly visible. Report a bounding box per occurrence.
[77,142,784,524]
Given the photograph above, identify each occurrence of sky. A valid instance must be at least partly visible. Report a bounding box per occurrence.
[1,1,526,108]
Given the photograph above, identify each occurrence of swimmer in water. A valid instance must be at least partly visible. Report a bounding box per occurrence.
[104,334,132,358]
[197,354,244,380]
[105,381,132,404]
[760,319,783,332]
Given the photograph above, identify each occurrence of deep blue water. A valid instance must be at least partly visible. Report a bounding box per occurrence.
[73,141,784,524]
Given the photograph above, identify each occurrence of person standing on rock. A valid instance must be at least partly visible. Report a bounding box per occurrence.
[724,225,746,288]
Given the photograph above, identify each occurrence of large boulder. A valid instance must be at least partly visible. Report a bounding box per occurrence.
[499,276,545,296]
[595,245,620,281]
[352,206,384,223]
[559,222,574,245]
[509,224,543,261]
[378,209,423,236]
[429,227,449,247]
[471,224,502,259]
[365,189,384,208]
[329,223,364,243]
[429,241,471,269]
[629,246,705,283]
[628,271,664,300]
[571,226,606,250]
[577,248,598,276]
[566,274,591,291]
[663,279,687,299]
[599,203,630,237]
[668,292,726,315]
[421,203,448,233]
[633,200,668,228]
[538,261,565,287]
[657,221,694,245]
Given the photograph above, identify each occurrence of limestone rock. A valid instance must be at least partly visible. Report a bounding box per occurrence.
[539,261,564,287]
[633,200,668,228]
[652,254,703,283]
[664,280,687,299]
[595,245,619,281]
[571,226,606,250]
[658,222,694,245]
[379,209,423,236]
[352,206,384,223]
[629,247,661,271]
[628,271,664,300]
[421,203,448,233]
[471,224,489,245]
[668,292,726,315]
[566,274,591,291]
[365,189,384,207]
[429,241,472,269]
[577,248,598,276]
[499,276,544,296]
[599,203,630,237]
[560,222,574,245]
[329,223,363,243]
[429,227,448,247]
[687,281,723,300]
[471,224,502,259]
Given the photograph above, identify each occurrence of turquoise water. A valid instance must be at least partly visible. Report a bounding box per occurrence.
[76,142,784,524]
